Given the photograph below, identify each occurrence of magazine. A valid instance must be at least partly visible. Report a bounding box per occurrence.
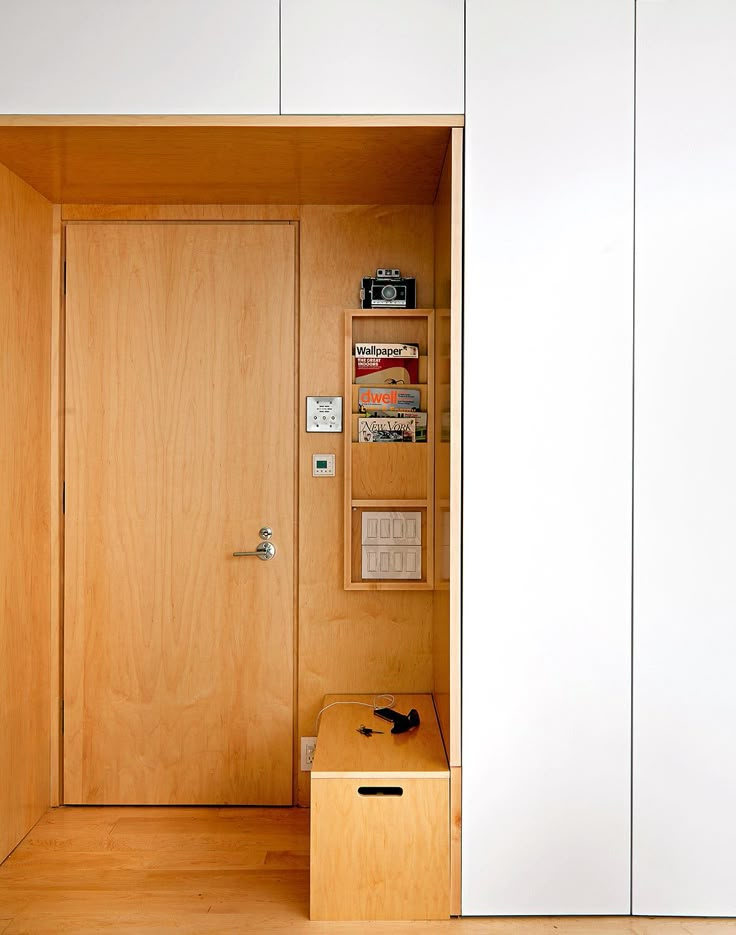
[360,410,427,442]
[356,387,421,412]
[358,417,416,443]
[354,356,420,384]
[354,342,421,384]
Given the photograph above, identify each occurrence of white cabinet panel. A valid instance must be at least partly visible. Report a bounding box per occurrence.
[633,0,736,917]
[463,0,634,915]
[281,0,463,115]
[0,1,279,114]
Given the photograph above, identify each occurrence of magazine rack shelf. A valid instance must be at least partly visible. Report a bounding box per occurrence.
[344,308,435,591]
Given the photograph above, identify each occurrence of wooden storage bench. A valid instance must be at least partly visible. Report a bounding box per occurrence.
[310,693,449,921]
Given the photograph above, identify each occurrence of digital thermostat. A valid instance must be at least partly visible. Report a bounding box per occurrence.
[306,396,343,433]
[312,454,336,477]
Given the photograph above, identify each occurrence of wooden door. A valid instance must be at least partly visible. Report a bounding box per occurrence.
[64,222,295,805]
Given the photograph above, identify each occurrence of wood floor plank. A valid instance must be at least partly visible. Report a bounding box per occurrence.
[264,850,310,870]
[2,809,736,934]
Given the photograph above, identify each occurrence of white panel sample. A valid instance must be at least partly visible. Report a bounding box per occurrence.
[361,511,421,546]
[634,0,736,917]
[0,1,279,114]
[463,0,634,915]
[281,0,464,115]
[361,511,421,580]
[362,545,421,580]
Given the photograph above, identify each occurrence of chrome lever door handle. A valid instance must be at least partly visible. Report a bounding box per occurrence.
[233,542,276,561]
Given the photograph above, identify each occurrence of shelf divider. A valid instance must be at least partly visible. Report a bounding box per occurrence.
[351,499,429,509]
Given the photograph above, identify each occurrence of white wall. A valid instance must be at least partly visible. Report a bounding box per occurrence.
[0,0,279,114]
[633,0,736,917]
[463,0,634,915]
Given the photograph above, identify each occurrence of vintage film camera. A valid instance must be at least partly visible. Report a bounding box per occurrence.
[360,268,416,309]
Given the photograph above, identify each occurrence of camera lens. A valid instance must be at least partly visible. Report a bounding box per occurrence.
[381,284,398,300]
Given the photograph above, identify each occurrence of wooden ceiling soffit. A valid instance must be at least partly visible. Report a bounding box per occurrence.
[0,125,452,205]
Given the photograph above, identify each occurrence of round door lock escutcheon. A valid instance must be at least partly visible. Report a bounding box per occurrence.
[259,527,273,540]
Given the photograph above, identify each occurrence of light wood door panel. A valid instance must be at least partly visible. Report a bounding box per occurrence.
[64,222,295,805]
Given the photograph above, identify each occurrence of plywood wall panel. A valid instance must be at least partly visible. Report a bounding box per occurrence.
[298,205,434,805]
[432,139,453,759]
[432,129,463,770]
[433,130,464,914]
[0,163,52,861]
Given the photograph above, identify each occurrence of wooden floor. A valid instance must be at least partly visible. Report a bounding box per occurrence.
[1,809,735,935]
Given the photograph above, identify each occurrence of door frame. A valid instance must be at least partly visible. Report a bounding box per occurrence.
[50,211,302,806]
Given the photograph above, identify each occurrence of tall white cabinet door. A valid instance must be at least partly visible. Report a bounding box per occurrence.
[463,0,634,915]
[280,0,464,115]
[634,0,736,918]
[0,1,279,114]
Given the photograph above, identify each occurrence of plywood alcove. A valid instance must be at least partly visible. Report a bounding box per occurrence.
[0,114,462,912]
[0,116,455,204]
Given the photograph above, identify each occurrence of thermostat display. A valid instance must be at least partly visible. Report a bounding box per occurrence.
[306,396,343,433]
[312,454,336,476]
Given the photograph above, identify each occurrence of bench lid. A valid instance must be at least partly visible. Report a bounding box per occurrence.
[311,693,449,778]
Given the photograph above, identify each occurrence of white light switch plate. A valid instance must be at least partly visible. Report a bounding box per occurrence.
[306,396,343,432]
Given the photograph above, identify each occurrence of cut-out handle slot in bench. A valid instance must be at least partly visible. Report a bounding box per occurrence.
[357,786,404,796]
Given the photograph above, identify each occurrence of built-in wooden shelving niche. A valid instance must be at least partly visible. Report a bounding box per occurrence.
[344,308,435,591]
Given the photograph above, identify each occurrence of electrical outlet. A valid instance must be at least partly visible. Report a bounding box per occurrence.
[300,736,317,771]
